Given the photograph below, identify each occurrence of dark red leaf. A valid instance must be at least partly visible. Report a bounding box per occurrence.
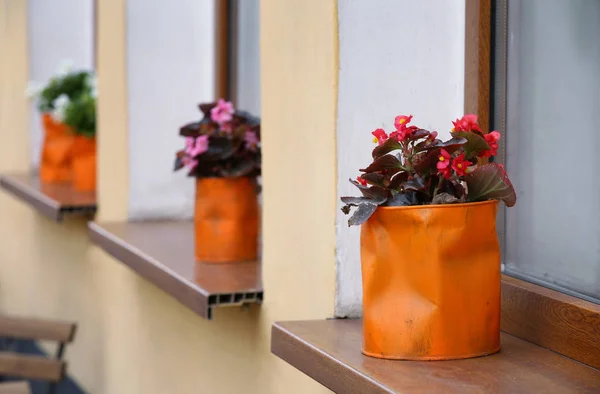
[372,138,402,159]
[360,154,403,173]
[451,131,490,157]
[349,178,390,200]
[402,177,427,192]
[361,173,389,187]
[347,203,378,226]
[388,171,409,190]
[466,163,516,206]
[406,129,431,141]
[386,192,417,206]
[412,137,466,173]
[432,192,462,204]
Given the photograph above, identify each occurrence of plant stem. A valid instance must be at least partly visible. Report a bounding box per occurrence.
[432,174,444,199]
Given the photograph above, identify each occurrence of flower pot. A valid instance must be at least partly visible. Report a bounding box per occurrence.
[40,113,74,183]
[194,177,259,263]
[71,136,97,192]
[360,200,500,360]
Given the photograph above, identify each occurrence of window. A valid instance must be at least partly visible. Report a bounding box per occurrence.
[493,0,600,302]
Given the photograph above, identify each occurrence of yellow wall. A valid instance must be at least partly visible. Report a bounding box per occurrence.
[0,0,29,172]
[0,0,338,393]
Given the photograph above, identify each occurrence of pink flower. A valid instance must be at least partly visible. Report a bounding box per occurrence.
[210,99,234,124]
[185,137,194,150]
[245,130,259,151]
[437,148,452,179]
[371,128,388,145]
[185,135,209,157]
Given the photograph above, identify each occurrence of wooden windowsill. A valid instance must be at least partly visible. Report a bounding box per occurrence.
[0,173,96,222]
[88,221,262,320]
[272,319,600,394]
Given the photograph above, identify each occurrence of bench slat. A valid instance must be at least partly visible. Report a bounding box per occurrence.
[0,315,76,343]
[0,352,65,382]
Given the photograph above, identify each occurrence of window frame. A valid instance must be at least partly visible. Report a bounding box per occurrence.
[465,0,600,370]
[491,0,600,304]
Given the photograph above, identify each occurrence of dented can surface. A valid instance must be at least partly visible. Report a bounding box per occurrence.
[360,200,500,360]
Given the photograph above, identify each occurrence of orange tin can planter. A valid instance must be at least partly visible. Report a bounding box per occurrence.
[194,177,259,263]
[40,113,74,183]
[360,200,500,360]
[71,136,97,192]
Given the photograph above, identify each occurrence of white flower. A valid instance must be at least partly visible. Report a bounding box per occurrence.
[25,81,43,99]
[56,59,74,77]
[51,94,70,121]
[85,72,98,98]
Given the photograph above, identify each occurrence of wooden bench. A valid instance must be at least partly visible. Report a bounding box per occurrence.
[0,315,77,394]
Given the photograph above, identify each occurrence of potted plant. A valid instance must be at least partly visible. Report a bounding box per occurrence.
[342,114,516,360]
[62,76,97,193]
[174,99,261,263]
[28,62,97,191]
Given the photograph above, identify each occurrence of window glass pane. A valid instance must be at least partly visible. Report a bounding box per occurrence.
[505,0,600,300]
[236,0,260,115]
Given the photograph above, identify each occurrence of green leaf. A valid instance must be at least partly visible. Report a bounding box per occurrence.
[63,93,96,137]
[372,138,402,159]
[451,131,490,157]
[360,154,403,173]
[466,163,517,207]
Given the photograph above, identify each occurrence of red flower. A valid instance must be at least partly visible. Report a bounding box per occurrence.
[452,114,482,132]
[371,128,388,145]
[389,130,405,142]
[428,131,438,141]
[394,115,413,130]
[390,115,420,142]
[451,153,472,176]
[436,149,452,179]
[481,131,501,157]
[356,176,367,186]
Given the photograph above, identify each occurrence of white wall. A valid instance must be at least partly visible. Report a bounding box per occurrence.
[236,0,260,116]
[28,0,94,169]
[126,0,215,220]
[335,0,466,317]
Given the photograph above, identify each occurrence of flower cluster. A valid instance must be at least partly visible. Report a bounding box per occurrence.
[342,114,516,226]
[27,60,97,138]
[174,100,261,178]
